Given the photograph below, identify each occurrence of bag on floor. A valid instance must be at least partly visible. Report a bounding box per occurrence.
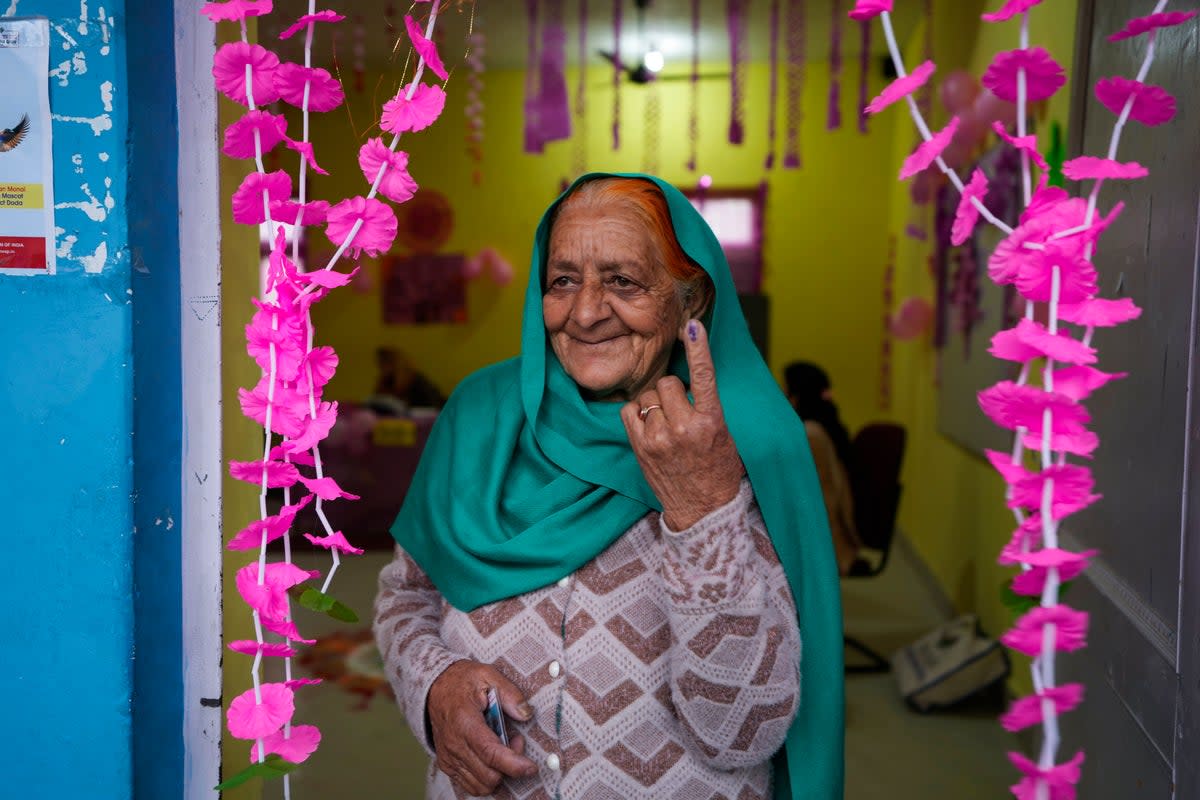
[891,614,1010,712]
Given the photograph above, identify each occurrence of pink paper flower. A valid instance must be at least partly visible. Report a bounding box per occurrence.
[982,47,1065,103]
[212,42,281,107]
[1011,547,1098,596]
[269,444,315,466]
[1095,76,1176,126]
[1009,465,1100,519]
[1058,297,1142,328]
[244,303,306,380]
[278,10,346,40]
[229,459,300,488]
[990,319,1097,365]
[283,401,339,454]
[358,138,419,203]
[1021,428,1099,459]
[1052,366,1126,401]
[227,683,295,740]
[1008,750,1085,800]
[381,83,447,134]
[848,0,891,20]
[298,267,360,290]
[992,121,1049,171]
[228,640,298,658]
[1108,10,1198,42]
[263,617,316,644]
[284,138,329,176]
[1001,685,1085,732]
[201,0,273,23]
[990,197,1089,284]
[223,110,288,159]
[1002,604,1089,656]
[251,725,322,764]
[235,561,319,622]
[1062,155,1148,181]
[231,170,292,226]
[978,381,1092,434]
[272,199,330,227]
[325,196,398,259]
[981,0,1044,22]
[286,678,323,690]
[405,14,449,80]
[226,495,313,551]
[900,116,959,180]
[952,169,990,246]
[304,530,364,555]
[303,346,339,391]
[999,515,1044,564]
[273,63,345,112]
[298,475,361,501]
[866,60,935,115]
[1013,244,1098,304]
[985,449,1031,484]
[238,377,308,439]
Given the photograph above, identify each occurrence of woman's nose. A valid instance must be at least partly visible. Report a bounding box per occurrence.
[571,280,610,326]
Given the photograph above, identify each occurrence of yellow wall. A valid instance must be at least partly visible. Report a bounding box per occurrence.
[298,60,900,433]
[885,1,1080,696]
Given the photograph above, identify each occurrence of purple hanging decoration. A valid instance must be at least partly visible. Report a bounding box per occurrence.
[827,0,842,130]
[572,0,588,177]
[726,0,749,145]
[857,20,871,133]
[764,0,781,168]
[918,0,934,118]
[783,0,805,168]
[686,0,700,171]
[612,0,621,150]
[523,0,544,153]
[539,0,572,144]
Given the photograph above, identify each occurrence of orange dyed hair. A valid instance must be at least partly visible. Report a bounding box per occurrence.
[555,177,715,317]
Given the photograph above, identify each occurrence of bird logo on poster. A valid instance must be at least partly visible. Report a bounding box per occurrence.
[0,114,30,153]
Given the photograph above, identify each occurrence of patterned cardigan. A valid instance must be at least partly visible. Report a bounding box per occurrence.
[373,479,801,800]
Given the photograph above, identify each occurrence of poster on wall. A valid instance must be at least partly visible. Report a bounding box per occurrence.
[0,17,55,275]
[382,253,468,325]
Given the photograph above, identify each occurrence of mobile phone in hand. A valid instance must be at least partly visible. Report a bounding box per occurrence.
[484,686,509,746]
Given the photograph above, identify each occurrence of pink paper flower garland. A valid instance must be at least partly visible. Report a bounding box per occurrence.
[855,0,1189,796]
[204,0,449,791]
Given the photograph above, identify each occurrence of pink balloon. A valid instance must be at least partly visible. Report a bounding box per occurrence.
[890,297,934,340]
[974,89,1018,128]
[940,70,981,114]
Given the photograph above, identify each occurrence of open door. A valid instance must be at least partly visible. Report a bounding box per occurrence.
[1059,3,1200,796]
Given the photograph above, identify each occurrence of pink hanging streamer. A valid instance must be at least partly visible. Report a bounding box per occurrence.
[765,0,781,167]
[686,0,701,170]
[523,0,543,153]
[612,0,621,150]
[572,0,589,177]
[827,0,843,130]
[858,19,871,133]
[783,0,806,167]
[727,0,750,144]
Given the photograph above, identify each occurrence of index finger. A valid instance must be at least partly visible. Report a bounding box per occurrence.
[683,319,720,414]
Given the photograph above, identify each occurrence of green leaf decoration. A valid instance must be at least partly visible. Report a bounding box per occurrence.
[1001,577,1074,620]
[1046,120,1066,188]
[298,587,360,623]
[214,754,297,791]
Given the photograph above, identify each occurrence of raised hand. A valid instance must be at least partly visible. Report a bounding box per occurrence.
[621,319,745,531]
[427,660,538,796]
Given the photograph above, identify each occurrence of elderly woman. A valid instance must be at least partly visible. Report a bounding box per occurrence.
[374,174,843,800]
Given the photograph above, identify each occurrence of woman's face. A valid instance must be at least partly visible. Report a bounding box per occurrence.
[544,203,689,402]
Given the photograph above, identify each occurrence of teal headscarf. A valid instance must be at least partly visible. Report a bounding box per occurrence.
[392,173,844,800]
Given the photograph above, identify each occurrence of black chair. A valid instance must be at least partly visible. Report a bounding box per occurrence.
[843,423,906,673]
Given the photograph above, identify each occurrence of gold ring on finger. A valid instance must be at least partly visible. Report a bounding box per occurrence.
[639,404,663,421]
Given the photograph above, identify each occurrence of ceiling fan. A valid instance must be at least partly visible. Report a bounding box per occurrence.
[596,0,729,85]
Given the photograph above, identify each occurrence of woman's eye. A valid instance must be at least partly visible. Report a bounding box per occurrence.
[610,275,635,288]
[549,275,572,288]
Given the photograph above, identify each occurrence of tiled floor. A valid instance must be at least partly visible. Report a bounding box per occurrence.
[256,537,1018,799]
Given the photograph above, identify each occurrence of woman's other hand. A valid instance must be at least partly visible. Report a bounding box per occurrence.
[427,660,538,796]
[622,319,745,530]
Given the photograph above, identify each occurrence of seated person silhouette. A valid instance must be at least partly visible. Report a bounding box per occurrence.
[784,361,863,575]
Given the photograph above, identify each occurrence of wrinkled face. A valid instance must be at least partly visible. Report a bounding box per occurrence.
[544,203,692,402]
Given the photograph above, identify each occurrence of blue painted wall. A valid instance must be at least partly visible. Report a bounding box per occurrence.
[0,1,179,796]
